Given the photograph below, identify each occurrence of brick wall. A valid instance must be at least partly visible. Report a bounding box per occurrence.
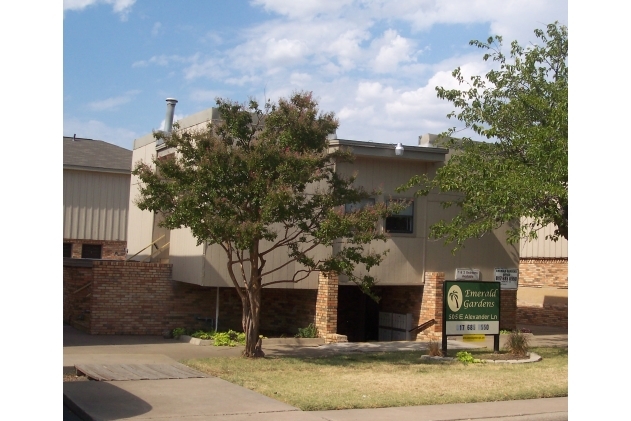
[315,272,338,340]
[519,258,568,288]
[500,290,517,330]
[417,272,444,341]
[517,305,568,327]
[64,239,127,260]
[63,262,93,330]
[63,260,318,336]
[517,258,568,327]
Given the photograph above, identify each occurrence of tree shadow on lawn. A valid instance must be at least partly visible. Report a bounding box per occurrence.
[258,346,567,368]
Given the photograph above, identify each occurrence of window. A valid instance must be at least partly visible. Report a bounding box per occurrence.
[385,200,414,233]
[81,244,102,259]
[345,198,375,213]
[63,243,72,258]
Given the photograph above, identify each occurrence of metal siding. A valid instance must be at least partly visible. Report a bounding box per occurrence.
[519,220,568,258]
[63,169,130,241]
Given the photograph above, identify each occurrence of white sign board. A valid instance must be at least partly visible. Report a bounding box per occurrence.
[494,268,519,290]
[455,268,480,281]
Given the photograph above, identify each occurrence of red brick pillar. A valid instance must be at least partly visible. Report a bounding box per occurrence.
[315,272,345,343]
[500,290,517,330]
[417,272,445,341]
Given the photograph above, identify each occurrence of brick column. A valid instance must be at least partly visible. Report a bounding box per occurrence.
[315,272,346,343]
[417,272,445,341]
[500,290,517,330]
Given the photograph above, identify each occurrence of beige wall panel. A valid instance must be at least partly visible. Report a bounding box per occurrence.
[335,157,428,286]
[63,170,130,241]
[126,143,157,259]
[201,235,323,289]
[204,243,241,287]
[520,220,568,258]
[517,287,568,307]
[338,236,426,287]
[126,182,154,260]
[170,227,204,285]
[424,201,519,281]
[336,157,429,198]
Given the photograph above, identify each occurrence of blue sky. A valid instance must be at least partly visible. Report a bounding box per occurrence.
[63,0,568,149]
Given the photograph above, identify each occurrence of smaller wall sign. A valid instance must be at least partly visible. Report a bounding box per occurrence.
[455,268,480,281]
[494,268,519,290]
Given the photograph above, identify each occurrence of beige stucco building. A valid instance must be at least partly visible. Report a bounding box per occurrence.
[125,106,520,340]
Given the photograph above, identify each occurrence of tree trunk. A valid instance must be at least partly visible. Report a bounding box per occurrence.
[241,279,264,358]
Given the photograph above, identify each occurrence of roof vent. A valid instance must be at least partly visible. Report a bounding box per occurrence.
[164,98,178,134]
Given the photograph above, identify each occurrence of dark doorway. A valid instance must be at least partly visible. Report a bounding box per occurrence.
[337,285,380,342]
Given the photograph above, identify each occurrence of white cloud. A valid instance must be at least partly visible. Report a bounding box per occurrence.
[265,38,308,66]
[132,54,196,68]
[87,90,140,111]
[151,22,162,37]
[289,72,312,87]
[183,56,229,80]
[63,0,136,21]
[251,0,354,20]
[372,30,416,73]
[63,117,138,149]
[189,90,222,102]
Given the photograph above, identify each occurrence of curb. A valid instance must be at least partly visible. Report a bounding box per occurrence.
[421,352,542,364]
[178,335,213,346]
[262,338,324,346]
[177,336,325,346]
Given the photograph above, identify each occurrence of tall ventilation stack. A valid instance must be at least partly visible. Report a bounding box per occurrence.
[157,98,178,148]
[164,98,178,134]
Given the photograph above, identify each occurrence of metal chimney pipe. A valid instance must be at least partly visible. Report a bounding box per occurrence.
[164,98,178,133]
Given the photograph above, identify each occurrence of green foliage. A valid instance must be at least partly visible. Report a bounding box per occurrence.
[504,330,530,356]
[133,91,397,356]
[398,22,567,252]
[456,351,483,364]
[295,323,318,338]
[213,330,246,347]
[456,351,474,364]
[172,327,187,339]
[191,330,215,340]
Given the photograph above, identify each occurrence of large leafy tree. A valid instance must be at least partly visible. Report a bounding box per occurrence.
[399,22,568,251]
[133,92,394,357]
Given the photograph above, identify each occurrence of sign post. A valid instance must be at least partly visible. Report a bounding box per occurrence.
[442,280,501,356]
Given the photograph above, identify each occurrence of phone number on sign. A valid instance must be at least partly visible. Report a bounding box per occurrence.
[455,324,490,332]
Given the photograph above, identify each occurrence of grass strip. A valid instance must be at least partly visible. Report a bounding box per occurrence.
[182,347,567,411]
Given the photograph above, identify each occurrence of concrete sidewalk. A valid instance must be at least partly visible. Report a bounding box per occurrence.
[63,325,568,420]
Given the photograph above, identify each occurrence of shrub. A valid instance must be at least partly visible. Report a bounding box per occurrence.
[456,351,484,364]
[427,340,442,357]
[295,323,318,338]
[504,330,530,356]
[213,330,246,347]
[172,327,187,339]
[191,330,215,340]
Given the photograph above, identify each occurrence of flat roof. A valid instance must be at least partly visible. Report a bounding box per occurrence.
[329,138,448,162]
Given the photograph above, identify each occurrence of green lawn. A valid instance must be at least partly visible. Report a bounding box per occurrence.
[182,347,568,411]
